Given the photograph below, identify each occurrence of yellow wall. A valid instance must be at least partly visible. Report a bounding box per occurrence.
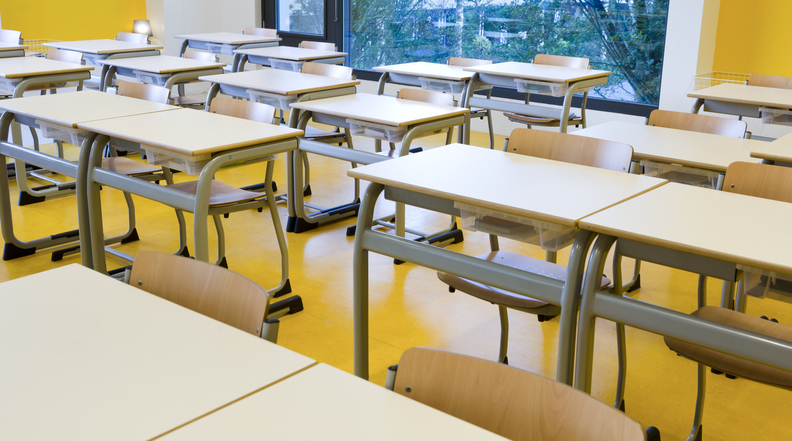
[1,1,147,41]
[713,0,792,75]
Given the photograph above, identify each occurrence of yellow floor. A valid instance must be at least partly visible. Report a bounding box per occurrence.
[3,130,791,440]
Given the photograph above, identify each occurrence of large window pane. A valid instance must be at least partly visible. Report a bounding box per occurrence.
[349,0,669,105]
[278,0,326,36]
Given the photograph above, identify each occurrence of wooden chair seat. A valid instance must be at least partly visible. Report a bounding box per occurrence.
[167,179,266,207]
[665,305,792,388]
[101,157,161,176]
[505,111,580,125]
[438,251,610,310]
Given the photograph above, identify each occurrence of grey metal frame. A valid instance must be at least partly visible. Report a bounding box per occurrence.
[79,50,162,91]
[84,132,297,295]
[237,53,346,72]
[351,181,594,384]
[101,65,225,100]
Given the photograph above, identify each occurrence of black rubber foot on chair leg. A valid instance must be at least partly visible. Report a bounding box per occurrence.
[272,279,292,298]
[224,213,230,219]
[271,181,277,193]
[3,242,36,260]
[618,399,625,412]
[711,368,724,375]
[269,294,303,316]
[346,225,357,237]
[645,426,661,441]
[627,274,642,293]
[500,356,508,365]
[218,256,228,269]
[303,185,312,197]
[120,228,140,244]
[393,258,405,265]
[18,191,47,206]
[694,425,703,441]
[178,246,190,258]
[448,286,455,293]
[537,314,558,322]
[725,373,737,379]
[287,216,318,234]
[52,245,80,262]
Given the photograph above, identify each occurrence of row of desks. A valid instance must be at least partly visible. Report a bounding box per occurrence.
[348,144,792,392]
[0,264,503,440]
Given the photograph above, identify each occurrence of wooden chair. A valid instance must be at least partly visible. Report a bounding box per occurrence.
[129,251,278,341]
[504,54,590,131]
[437,128,632,364]
[173,50,219,108]
[243,27,278,37]
[299,40,337,51]
[748,74,792,89]
[664,162,792,440]
[162,97,291,296]
[116,31,149,45]
[448,57,495,149]
[647,109,747,138]
[390,347,647,441]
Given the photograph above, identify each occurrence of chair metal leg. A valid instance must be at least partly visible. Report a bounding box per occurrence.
[497,305,509,364]
[212,214,226,266]
[614,323,627,410]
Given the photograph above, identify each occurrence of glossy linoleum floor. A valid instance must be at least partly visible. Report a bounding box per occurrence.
[3,129,791,441]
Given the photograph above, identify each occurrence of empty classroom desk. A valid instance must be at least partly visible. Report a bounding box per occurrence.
[751,131,792,163]
[461,61,611,134]
[0,90,177,264]
[175,32,281,72]
[288,93,470,234]
[157,363,507,440]
[79,109,302,296]
[0,264,315,441]
[689,83,792,123]
[348,144,666,381]
[97,54,226,94]
[574,183,792,395]
[373,61,477,96]
[45,39,163,90]
[235,46,347,72]
[573,121,762,189]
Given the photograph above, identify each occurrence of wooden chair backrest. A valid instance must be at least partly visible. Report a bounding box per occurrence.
[301,61,353,79]
[129,252,271,337]
[299,41,336,51]
[394,348,645,441]
[209,96,276,124]
[534,53,589,69]
[0,29,22,44]
[243,27,277,37]
[507,128,632,172]
[184,49,217,63]
[47,48,82,64]
[116,31,149,45]
[748,74,792,90]
[397,88,454,107]
[723,162,792,203]
[647,109,747,138]
[116,80,170,104]
[448,57,492,67]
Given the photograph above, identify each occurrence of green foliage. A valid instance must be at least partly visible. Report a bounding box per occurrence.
[348,0,668,105]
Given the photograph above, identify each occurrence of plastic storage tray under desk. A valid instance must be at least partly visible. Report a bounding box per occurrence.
[640,159,720,189]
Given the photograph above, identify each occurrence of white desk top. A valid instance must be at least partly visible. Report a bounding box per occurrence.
[290,92,469,127]
[98,54,226,73]
[157,363,507,440]
[751,131,792,163]
[78,108,303,156]
[0,264,316,441]
[374,61,474,81]
[463,61,611,83]
[348,144,666,227]
[574,121,762,172]
[175,32,281,45]
[234,45,347,61]
[45,39,163,54]
[200,69,359,95]
[0,43,27,51]
[688,83,792,108]
[0,90,176,128]
[579,183,792,275]
[0,56,93,79]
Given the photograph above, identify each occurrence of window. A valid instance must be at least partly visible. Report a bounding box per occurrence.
[347,0,669,107]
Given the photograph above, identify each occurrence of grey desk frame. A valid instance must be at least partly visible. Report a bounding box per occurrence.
[178,38,279,73]
[237,51,346,72]
[351,181,594,383]
[100,64,224,96]
[288,107,469,234]
[0,48,25,59]
[460,71,608,136]
[84,132,298,296]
